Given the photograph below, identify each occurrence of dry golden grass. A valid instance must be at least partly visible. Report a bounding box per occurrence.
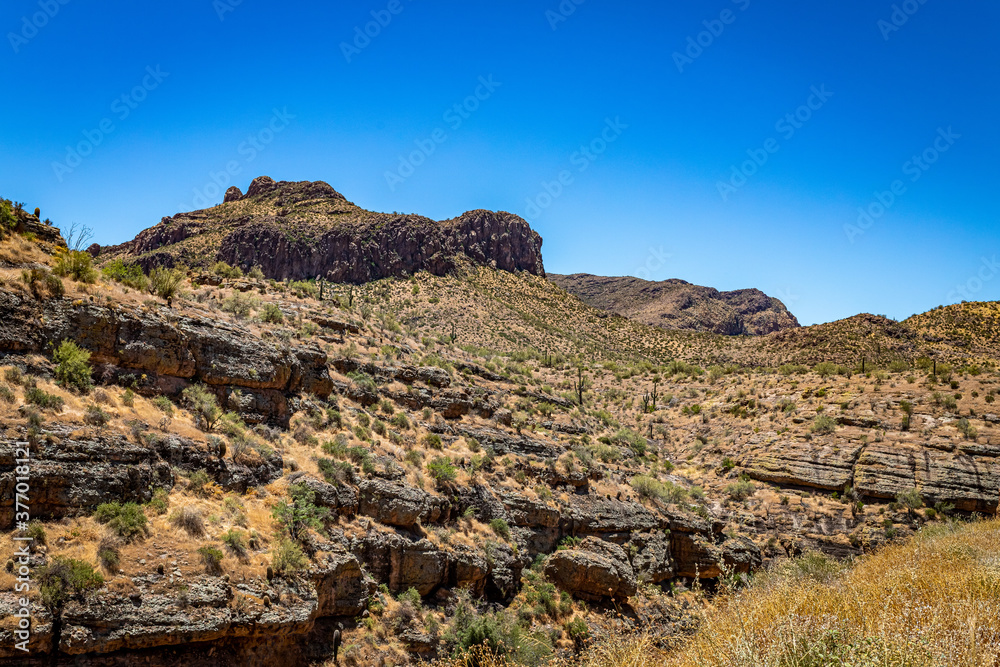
[578,519,1000,667]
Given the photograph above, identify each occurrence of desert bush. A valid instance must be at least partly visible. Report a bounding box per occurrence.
[258,303,284,324]
[102,259,149,290]
[211,262,243,279]
[272,483,330,541]
[97,535,121,572]
[422,433,443,450]
[631,475,688,505]
[724,478,756,501]
[182,384,222,431]
[271,538,307,575]
[811,414,837,435]
[37,557,103,610]
[956,418,978,440]
[198,545,225,574]
[149,267,185,300]
[24,386,64,411]
[52,248,97,283]
[489,518,511,540]
[84,404,110,428]
[53,339,92,393]
[427,456,457,487]
[170,505,205,536]
[93,502,148,541]
[21,267,64,298]
[221,292,257,318]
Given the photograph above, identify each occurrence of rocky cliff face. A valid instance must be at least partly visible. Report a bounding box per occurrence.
[0,290,332,426]
[96,176,545,282]
[549,274,799,336]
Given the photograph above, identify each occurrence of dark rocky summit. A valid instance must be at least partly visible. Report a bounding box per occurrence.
[549,273,799,336]
[98,176,545,283]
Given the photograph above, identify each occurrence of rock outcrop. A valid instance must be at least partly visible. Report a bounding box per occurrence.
[544,537,637,601]
[0,293,332,426]
[549,274,799,336]
[97,178,545,283]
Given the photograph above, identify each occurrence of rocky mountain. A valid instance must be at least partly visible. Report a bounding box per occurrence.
[549,273,800,336]
[1,195,999,666]
[96,176,545,283]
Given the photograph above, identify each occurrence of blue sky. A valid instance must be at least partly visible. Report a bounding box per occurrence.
[2,0,997,325]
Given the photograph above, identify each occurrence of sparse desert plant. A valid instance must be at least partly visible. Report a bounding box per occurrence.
[102,259,149,290]
[271,538,307,575]
[170,505,205,536]
[258,302,284,324]
[182,384,223,431]
[197,545,225,574]
[53,339,93,393]
[811,414,837,435]
[52,247,97,283]
[149,267,186,301]
[36,557,103,610]
[93,501,148,541]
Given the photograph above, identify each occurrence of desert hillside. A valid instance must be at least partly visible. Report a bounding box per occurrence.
[0,196,998,666]
[549,273,800,336]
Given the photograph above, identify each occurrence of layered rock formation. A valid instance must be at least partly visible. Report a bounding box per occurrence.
[0,291,332,426]
[549,273,799,336]
[96,177,545,283]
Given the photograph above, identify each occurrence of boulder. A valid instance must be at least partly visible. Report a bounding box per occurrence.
[357,479,450,529]
[544,537,637,601]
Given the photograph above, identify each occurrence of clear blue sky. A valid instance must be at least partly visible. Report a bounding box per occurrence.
[2,0,997,325]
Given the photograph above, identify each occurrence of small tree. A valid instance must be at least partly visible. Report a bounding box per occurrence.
[182,384,223,431]
[899,400,914,431]
[896,488,923,517]
[53,339,93,393]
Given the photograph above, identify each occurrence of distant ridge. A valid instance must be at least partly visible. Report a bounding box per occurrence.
[549,273,799,336]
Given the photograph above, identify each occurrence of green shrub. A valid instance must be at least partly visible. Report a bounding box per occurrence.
[182,384,222,431]
[271,538,307,574]
[489,518,511,540]
[630,475,688,504]
[151,396,174,415]
[259,303,284,324]
[422,433,443,450]
[21,267,64,298]
[397,587,422,606]
[147,488,169,515]
[724,479,756,501]
[391,412,410,430]
[150,267,185,300]
[101,259,149,290]
[24,386,64,411]
[84,404,110,428]
[612,428,647,456]
[220,292,256,318]
[221,529,247,557]
[956,418,978,440]
[0,384,16,404]
[52,248,97,283]
[896,488,924,515]
[94,502,148,541]
[197,545,225,574]
[211,261,242,279]
[24,521,46,545]
[53,340,93,393]
[426,456,457,487]
[811,414,837,435]
[272,483,330,540]
[37,557,103,609]
[318,457,355,486]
